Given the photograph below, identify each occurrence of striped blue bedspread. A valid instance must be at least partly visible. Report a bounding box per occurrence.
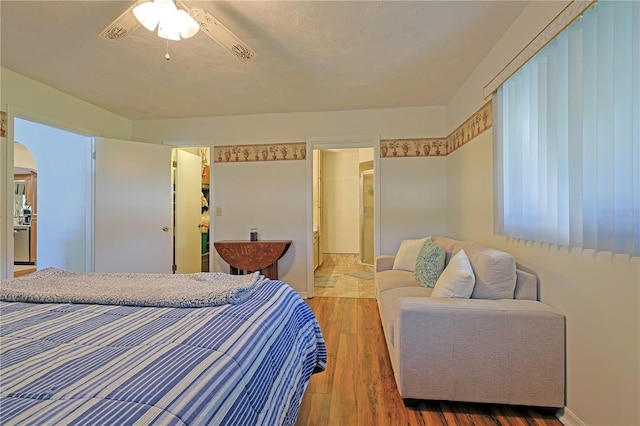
[0,279,327,425]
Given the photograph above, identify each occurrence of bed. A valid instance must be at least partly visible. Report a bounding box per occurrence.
[0,268,326,425]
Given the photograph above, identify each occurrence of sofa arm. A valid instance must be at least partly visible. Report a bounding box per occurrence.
[375,255,395,273]
[390,297,565,407]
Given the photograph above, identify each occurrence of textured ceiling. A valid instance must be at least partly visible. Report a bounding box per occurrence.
[1,1,529,120]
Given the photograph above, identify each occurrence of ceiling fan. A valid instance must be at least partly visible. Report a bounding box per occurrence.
[99,0,256,62]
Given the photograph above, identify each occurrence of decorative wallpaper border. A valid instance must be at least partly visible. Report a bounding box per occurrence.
[380,100,492,158]
[380,138,447,157]
[215,142,306,163]
[214,101,492,162]
[446,101,492,155]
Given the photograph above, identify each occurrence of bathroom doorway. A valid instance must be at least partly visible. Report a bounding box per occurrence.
[312,147,375,298]
[305,135,380,299]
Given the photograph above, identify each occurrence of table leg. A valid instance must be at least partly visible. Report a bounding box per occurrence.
[265,263,278,280]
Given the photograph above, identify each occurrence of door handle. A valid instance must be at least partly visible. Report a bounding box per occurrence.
[162,226,169,232]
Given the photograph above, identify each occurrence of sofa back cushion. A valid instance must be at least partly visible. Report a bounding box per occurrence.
[432,237,517,300]
[430,236,458,264]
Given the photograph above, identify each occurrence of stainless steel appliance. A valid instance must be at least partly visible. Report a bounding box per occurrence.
[14,227,30,263]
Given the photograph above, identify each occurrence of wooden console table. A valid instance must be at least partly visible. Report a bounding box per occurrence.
[213,240,292,279]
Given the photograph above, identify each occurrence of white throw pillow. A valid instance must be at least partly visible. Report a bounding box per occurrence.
[431,249,476,298]
[392,237,429,272]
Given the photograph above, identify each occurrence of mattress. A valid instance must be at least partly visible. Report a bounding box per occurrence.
[0,278,326,425]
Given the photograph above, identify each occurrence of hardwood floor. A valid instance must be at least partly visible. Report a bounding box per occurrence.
[295,297,562,426]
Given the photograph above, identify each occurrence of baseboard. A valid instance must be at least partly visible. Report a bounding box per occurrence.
[556,406,585,426]
[298,291,310,299]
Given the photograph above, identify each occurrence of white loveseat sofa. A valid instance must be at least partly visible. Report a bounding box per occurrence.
[375,236,565,408]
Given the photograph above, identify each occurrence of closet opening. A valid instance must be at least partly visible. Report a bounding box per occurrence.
[172,146,211,273]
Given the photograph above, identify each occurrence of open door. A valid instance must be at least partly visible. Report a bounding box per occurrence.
[94,138,172,273]
[174,149,202,273]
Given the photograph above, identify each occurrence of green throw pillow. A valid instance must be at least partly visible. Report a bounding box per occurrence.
[414,238,446,288]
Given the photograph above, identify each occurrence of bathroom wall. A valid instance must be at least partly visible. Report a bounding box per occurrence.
[322,148,361,255]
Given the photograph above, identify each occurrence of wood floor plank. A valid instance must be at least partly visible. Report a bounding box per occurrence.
[340,298,358,335]
[328,332,359,425]
[357,298,386,356]
[296,392,331,426]
[320,297,344,356]
[305,353,336,395]
[296,297,563,426]
[414,400,450,425]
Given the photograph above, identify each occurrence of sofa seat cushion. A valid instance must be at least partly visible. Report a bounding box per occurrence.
[376,269,421,299]
[378,286,434,359]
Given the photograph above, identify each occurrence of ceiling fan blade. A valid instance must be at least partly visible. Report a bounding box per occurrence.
[99,1,143,42]
[189,6,256,62]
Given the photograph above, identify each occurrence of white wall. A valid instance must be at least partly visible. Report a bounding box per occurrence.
[446,1,640,425]
[212,160,306,289]
[379,156,448,256]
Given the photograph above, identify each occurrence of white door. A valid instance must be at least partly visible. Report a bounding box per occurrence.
[94,138,172,273]
[175,149,202,273]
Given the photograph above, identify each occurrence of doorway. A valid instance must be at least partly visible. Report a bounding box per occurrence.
[13,143,37,277]
[312,147,375,297]
[11,117,93,275]
[172,146,211,273]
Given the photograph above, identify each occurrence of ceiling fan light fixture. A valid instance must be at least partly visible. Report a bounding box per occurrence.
[154,0,177,21]
[157,24,181,41]
[133,0,198,40]
[132,1,160,32]
[175,9,199,39]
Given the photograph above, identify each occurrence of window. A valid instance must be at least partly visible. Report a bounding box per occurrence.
[494,0,639,256]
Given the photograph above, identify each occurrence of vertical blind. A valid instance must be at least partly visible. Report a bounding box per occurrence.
[494,0,639,256]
